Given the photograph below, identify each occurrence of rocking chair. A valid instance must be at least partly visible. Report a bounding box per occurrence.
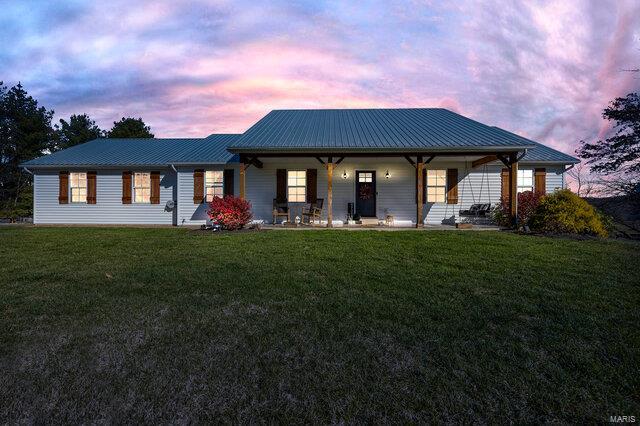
[302,198,324,224]
[272,199,290,225]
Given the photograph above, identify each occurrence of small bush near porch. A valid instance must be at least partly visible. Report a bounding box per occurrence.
[1,228,638,423]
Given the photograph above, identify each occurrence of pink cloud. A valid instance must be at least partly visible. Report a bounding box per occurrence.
[3,0,638,154]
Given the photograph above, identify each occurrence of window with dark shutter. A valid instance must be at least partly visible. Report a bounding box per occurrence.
[193,169,204,204]
[276,169,287,202]
[535,168,546,195]
[446,168,458,204]
[224,169,234,197]
[122,171,132,204]
[306,169,317,203]
[150,171,160,204]
[58,171,69,204]
[87,171,97,204]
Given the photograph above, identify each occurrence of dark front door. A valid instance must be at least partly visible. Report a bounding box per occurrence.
[355,171,376,217]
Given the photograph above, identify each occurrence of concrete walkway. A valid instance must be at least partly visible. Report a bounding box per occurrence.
[262,224,502,231]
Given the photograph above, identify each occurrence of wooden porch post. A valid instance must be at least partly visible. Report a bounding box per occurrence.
[509,154,518,223]
[239,162,246,199]
[327,157,333,227]
[416,155,424,228]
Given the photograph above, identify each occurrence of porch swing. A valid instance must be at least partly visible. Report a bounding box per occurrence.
[456,162,496,224]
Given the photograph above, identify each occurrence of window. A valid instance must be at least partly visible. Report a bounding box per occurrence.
[426,169,446,203]
[70,172,87,203]
[287,170,306,202]
[358,172,373,182]
[517,169,533,193]
[205,171,224,202]
[133,172,151,203]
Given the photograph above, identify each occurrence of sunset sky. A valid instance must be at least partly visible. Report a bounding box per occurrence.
[1,0,639,157]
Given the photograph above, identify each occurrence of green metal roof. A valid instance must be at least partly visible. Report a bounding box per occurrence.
[491,127,579,164]
[21,109,579,167]
[229,108,537,153]
[21,134,240,167]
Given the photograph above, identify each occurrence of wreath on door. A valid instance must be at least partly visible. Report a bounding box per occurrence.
[359,184,373,200]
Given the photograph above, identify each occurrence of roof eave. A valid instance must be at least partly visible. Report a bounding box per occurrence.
[520,159,580,165]
[227,145,536,154]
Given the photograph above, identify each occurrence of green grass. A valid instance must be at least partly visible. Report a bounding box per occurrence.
[1,227,638,423]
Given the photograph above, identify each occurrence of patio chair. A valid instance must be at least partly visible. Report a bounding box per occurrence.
[272,199,290,225]
[302,198,324,224]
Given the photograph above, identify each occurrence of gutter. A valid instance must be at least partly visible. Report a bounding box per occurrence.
[226,145,537,154]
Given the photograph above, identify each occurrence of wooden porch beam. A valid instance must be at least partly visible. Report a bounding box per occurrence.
[315,156,326,166]
[247,156,263,169]
[327,159,334,227]
[497,154,511,168]
[416,155,424,228]
[508,153,518,224]
[471,155,498,168]
[404,155,416,168]
[335,157,345,165]
[424,155,436,164]
[239,162,246,199]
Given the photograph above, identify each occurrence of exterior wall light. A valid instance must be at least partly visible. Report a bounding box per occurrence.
[342,171,348,179]
[385,170,390,179]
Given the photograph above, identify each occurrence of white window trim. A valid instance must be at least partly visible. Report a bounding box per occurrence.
[426,169,446,203]
[287,170,306,203]
[205,170,224,202]
[133,172,151,204]
[69,172,87,204]
[517,169,534,193]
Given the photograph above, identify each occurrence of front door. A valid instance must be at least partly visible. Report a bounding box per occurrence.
[355,171,376,217]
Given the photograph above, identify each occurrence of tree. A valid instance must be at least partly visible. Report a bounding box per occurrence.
[0,82,54,219]
[106,117,153,138]
[566,163,596,197]
[578,93,640,175]
[52,113,102,151]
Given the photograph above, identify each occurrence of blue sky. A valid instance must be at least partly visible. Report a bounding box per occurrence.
[1,0,639,156]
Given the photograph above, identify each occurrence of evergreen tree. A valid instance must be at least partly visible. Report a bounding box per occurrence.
[0,82,54,219]
[106,117,153,138]
[53,113,102,151]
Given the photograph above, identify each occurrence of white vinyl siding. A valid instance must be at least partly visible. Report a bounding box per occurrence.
[30,163,565,226]
[33,169,175,225]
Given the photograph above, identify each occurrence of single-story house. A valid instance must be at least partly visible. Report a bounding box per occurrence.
[21,108,579,227]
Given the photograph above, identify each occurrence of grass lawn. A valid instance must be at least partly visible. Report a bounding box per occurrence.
[1,227,639,423]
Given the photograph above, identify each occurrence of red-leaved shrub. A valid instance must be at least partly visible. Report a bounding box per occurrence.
[207,196,252,230]
[515,190,543,225]
[494,190,543,227]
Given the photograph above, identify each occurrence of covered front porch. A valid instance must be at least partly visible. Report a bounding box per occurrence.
[235,151,527,228]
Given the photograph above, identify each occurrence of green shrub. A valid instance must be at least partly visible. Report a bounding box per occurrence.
[529,189,608,237]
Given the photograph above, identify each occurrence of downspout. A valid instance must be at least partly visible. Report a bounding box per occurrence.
[169,164,178,226]
[22,166,33,175]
